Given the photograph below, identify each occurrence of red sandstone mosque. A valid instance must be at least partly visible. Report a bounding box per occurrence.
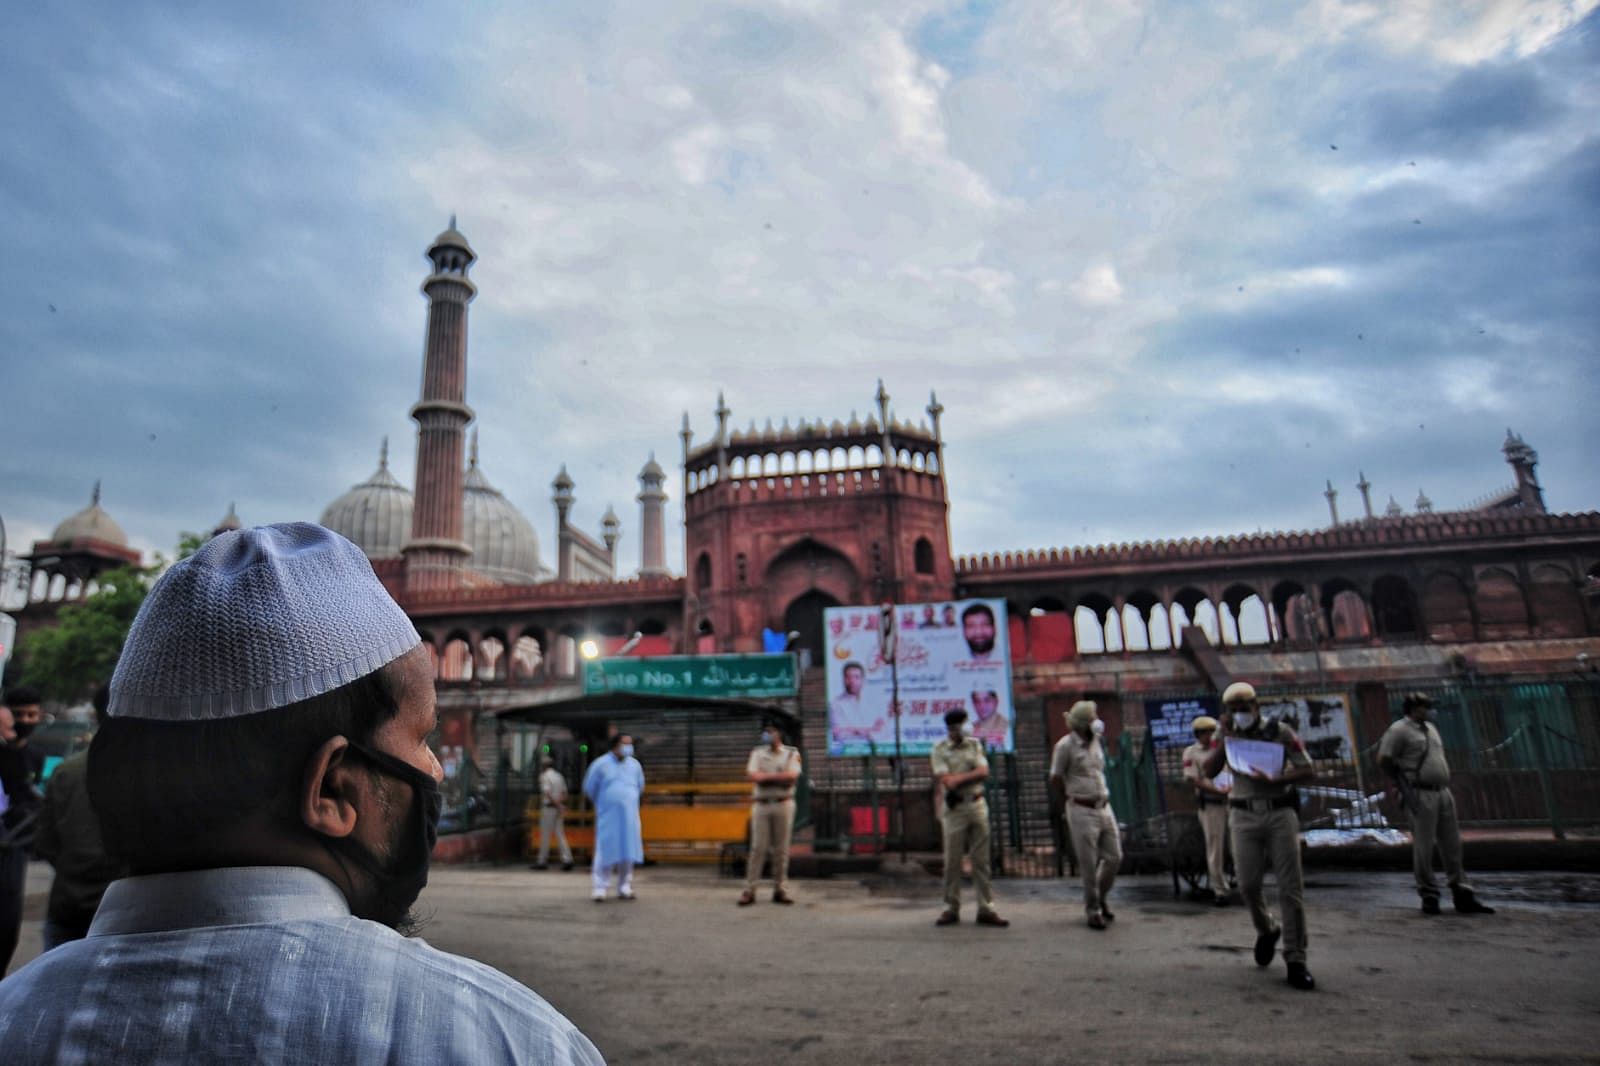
[13,222,1600,848]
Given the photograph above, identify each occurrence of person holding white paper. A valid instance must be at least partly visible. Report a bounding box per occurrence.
[1203,682,1317,992]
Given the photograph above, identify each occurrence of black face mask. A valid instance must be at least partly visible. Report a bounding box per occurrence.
[11,722,36,741]
[332,740,442,931]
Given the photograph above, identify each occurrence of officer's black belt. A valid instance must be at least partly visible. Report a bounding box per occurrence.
[753,796,793,804]
[1408,782,1443,791]
[1229,795,1298,811]
[1196,794,1224,807]
[1069,796,1107,809]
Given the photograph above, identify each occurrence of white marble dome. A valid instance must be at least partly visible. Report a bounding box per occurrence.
[51,484,129,546]
[462,453,545,585]
[320,442,414,560]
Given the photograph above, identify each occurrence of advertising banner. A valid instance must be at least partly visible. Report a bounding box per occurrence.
[824,598,1013,756]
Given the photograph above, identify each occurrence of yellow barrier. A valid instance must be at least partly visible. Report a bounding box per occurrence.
[524,782,754,864]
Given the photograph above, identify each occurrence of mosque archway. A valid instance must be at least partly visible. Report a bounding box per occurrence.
[511,633,545,679]
[783,589,843,666]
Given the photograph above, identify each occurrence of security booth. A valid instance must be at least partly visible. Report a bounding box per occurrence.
[495,654,805,865]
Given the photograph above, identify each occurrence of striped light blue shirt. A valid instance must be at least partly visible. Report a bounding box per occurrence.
[0,866,603,1065]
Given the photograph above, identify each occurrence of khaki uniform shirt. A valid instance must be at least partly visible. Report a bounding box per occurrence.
[1181,741,1227,797]
[539,767,568,809]
[747,744,802,801]
[930,737,988,801]
[1378,717,1451,787]
[1226,723,1311,801]
[1049,732,1108,802]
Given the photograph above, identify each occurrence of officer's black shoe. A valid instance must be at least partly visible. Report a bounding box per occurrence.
[561,861,574,871]
[1421,896,1441,915]
[1192,887,1216,903]
[1100,905,1115,923]
[1254,927,1281,966]
[1452,890,1495,915]
[1286,962,1315,991]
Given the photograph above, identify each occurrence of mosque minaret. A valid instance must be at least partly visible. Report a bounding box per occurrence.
[402,217,478,592]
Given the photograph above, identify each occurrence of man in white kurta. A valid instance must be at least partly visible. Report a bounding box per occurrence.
[583,734,645,901]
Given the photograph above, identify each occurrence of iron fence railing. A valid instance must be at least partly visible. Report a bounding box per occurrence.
[453,679,1600,870]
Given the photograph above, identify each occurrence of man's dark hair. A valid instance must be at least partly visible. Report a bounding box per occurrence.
[842,661,864,676]
[960,603,995,626]
[608,732,631,751]
[3,685,41,707]
[88,662,407,874]
[944,708,969,727]
[91,684,111,726]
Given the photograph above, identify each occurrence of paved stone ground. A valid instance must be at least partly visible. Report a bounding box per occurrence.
[11,862,1600,1063]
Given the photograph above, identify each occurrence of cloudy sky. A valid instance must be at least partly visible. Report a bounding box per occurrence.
[2,1,1596,587]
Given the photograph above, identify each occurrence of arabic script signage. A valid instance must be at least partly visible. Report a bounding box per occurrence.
[582,654,798,700]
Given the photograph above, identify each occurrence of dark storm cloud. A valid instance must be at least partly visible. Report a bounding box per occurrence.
[2,1,1596,572]
[1356,65,1562,160]
[0,5,466,549]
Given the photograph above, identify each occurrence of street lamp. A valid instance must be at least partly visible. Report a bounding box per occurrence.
[579,639,601,660]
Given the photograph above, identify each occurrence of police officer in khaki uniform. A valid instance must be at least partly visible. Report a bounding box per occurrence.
[738,723,802,906]
[931,708,1009,927]
[534,756,574,870]
[1181,715,1232,904]
[1378,692,1494,916]
[1049,700,1122,929]
[1202,682,1316,991]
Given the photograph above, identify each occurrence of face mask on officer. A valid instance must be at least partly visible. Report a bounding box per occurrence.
[960,720,974,738]
[1091,719,1105,736]
[1230,708,1257,731]
[620,743,635,758]
[760,729,774,744]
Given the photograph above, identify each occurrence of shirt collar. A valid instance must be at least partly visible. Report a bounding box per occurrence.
[89,866,352,937]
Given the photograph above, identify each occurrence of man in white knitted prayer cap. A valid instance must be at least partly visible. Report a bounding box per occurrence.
[0,523,602,1065]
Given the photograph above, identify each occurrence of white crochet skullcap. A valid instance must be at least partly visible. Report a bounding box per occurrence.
[109,522,420,720]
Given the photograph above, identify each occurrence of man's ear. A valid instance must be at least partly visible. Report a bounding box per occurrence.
[302,736,361,839]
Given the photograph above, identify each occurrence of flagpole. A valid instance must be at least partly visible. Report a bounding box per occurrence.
[882,601,906,863]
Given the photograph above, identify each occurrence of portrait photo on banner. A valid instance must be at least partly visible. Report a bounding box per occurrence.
[823,598,1014,756]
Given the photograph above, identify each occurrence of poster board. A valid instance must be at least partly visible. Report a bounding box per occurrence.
[1144,696,1219,781]
[1261,692,1362,787]
[824,598,1013,756]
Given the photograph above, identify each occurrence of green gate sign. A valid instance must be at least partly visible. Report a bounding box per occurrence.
[582,654,797,699]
